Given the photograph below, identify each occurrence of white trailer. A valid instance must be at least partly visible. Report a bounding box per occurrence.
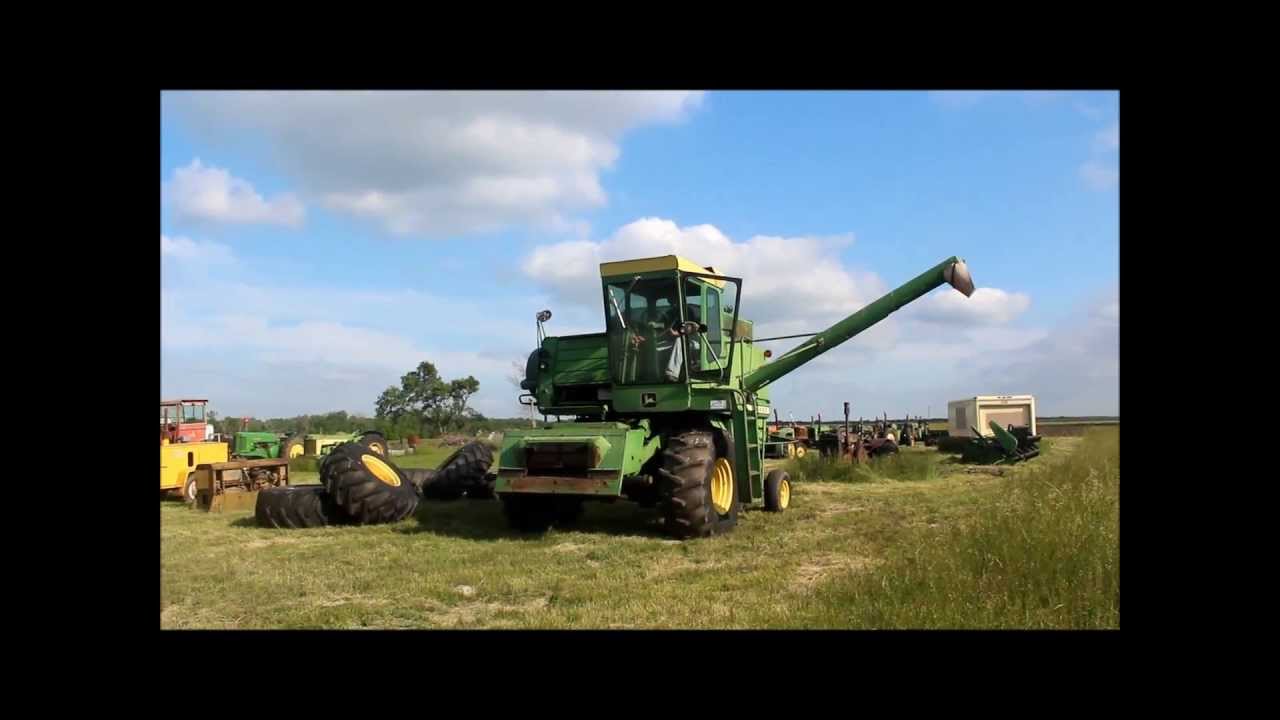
[947,395,1036,438]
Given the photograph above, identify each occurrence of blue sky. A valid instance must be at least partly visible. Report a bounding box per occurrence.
[161,91,1119,420]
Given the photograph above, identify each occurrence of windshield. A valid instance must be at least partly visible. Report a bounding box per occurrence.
[604,276,685,384]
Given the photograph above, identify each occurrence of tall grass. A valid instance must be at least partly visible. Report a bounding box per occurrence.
[800,428,1120,628]
[784,450,941,484]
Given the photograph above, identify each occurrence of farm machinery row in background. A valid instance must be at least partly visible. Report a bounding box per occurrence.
[765,405,938,462]
[765,404,1041,466]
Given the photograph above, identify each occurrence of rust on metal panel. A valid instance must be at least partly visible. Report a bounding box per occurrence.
[505,475,613,493]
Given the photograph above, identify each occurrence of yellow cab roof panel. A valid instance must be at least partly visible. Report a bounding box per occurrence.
[599,255,728,286]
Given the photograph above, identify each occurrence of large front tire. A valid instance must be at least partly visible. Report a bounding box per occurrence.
[658,429,738,539]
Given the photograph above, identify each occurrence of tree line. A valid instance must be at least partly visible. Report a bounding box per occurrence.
[215,360,548,440]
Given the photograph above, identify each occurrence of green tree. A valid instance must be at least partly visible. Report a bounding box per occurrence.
[375,361,481,437]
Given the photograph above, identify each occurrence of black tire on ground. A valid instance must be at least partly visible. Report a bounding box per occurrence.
[764,469,792,513]
[431,441,494,499]
[404,468,438,497]
[357,431,388,456]
[183,473,198,505]
[658,429,738,539]
[466,475,497,500]
[254,486,345,528]
[320,443,420,524]
[501,494,558,533]
[279,437,304,460]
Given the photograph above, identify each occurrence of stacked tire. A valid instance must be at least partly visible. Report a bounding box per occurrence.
[255,441,419,528]
[255,439,496,528]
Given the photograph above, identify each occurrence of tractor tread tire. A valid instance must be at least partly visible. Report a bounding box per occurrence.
[658,429,737,539]
[429,441,494,500]
[466,474,497,500]
[320,443,419,525]
[254,486,344,529]
[405,468,438,497]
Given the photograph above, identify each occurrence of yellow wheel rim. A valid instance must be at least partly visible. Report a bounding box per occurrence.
[795,445,806,458]
[710,457,734,515]
[787,443,796,458]
[289,444,304,459]
[362,454,402,487]
[368,442,386,456]
[779,478,791,509]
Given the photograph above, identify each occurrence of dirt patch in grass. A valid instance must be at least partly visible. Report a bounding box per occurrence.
[312,593,391,609]
[792,554,882,592]
[426,596,551,627]
[244,537,306,550]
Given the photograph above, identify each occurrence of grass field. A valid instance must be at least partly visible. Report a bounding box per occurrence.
[160,430,1118,629]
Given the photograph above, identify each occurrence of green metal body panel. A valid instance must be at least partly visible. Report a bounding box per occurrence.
[495,421,661,496]
[232,431,281,459]
[506,255,971,516]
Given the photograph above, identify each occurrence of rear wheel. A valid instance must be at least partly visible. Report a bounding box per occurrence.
[658,429,738,539]
[764,469,791,512]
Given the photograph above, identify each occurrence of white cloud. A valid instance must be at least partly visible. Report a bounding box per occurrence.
[912,287,1032,326]
[1079,160,1119,191]
[971,287,1119,415]
[160,234,235,264]
[1095,122,1119,151]
[161,266,544,418]
[164,159,305,227]
[165,91,704,237]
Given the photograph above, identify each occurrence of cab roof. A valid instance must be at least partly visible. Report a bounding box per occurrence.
[599,255,728,279]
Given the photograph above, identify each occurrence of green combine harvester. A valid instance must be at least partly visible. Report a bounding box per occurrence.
[498,253,977,538]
